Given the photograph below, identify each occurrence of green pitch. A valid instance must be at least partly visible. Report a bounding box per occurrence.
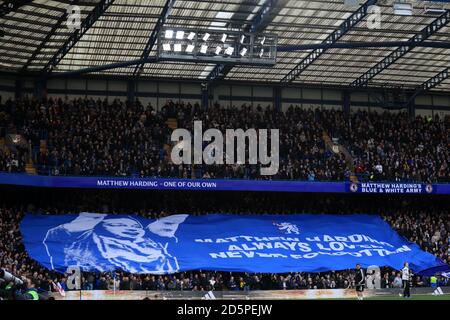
[327,294,450,300]
[363,294,450,300]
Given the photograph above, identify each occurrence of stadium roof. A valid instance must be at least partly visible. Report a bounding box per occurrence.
[1,0,450,92]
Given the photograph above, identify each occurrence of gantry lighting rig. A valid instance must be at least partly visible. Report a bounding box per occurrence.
[157,28,277,66]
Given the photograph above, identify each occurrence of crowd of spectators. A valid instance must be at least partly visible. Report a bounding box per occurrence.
[0,96,449,294]
[0,148,26,173]
[0,97,348,180]
[2,96,447,182]
[1,189,449,293]
[0,108,26,172]
[321,109,449,182]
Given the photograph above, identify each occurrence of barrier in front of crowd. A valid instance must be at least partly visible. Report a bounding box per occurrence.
[0,173,449,194]
[51,287,447,300]
[52,289,360,300]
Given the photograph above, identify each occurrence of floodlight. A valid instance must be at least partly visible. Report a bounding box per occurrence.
[165,30,174,39]
[186,44,195,53]
[187,32,196,40]
[176,31,185,39]
[344,0,359,7]
[424,6,446,14]
[393,2,412,15]
[200,44,208,54]
[221,34,227,42]
[158,28,277,66]
[225,46,234,56]
[174,43,182,52]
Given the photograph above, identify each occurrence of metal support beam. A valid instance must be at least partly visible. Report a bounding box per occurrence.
[43,40,450,78]
[281,0,377,83]
[405,67,449,117]
[343,90,350,118]
[22,1,78,72]
[42,0,116,74]
[0,0,33,18]
[201,83,209,109]
[127,80,136,102]
[278,40,450,51]
[250,0,279,32]
[273,87,281,111]
[416,68,449,92]
[206,0,282,83]
[206,64,228,83]
[132,0,175,77]
[34,78,46,100]
[46,57,158,78]
[350,10,450,87]
[408,99,416,119]
[15,79,23,99]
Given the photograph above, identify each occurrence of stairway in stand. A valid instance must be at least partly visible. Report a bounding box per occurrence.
[40,139,47,154]
[322,130,358,183]
[165,118,178,130]
[25,159,37,175]
[2,135,38,174]
[164,118,178,164]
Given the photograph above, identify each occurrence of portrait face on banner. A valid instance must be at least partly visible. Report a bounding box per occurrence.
[41,213,188,274]
[100,218,146,239]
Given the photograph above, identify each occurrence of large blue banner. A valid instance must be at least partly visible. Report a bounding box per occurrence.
[20,213,448,275]
[2,173,450,194]
[0,173,344,193]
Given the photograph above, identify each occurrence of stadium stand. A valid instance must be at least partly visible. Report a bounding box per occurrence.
[0,188,449,293]
[1,0,450,304]
[0,97,448,182]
